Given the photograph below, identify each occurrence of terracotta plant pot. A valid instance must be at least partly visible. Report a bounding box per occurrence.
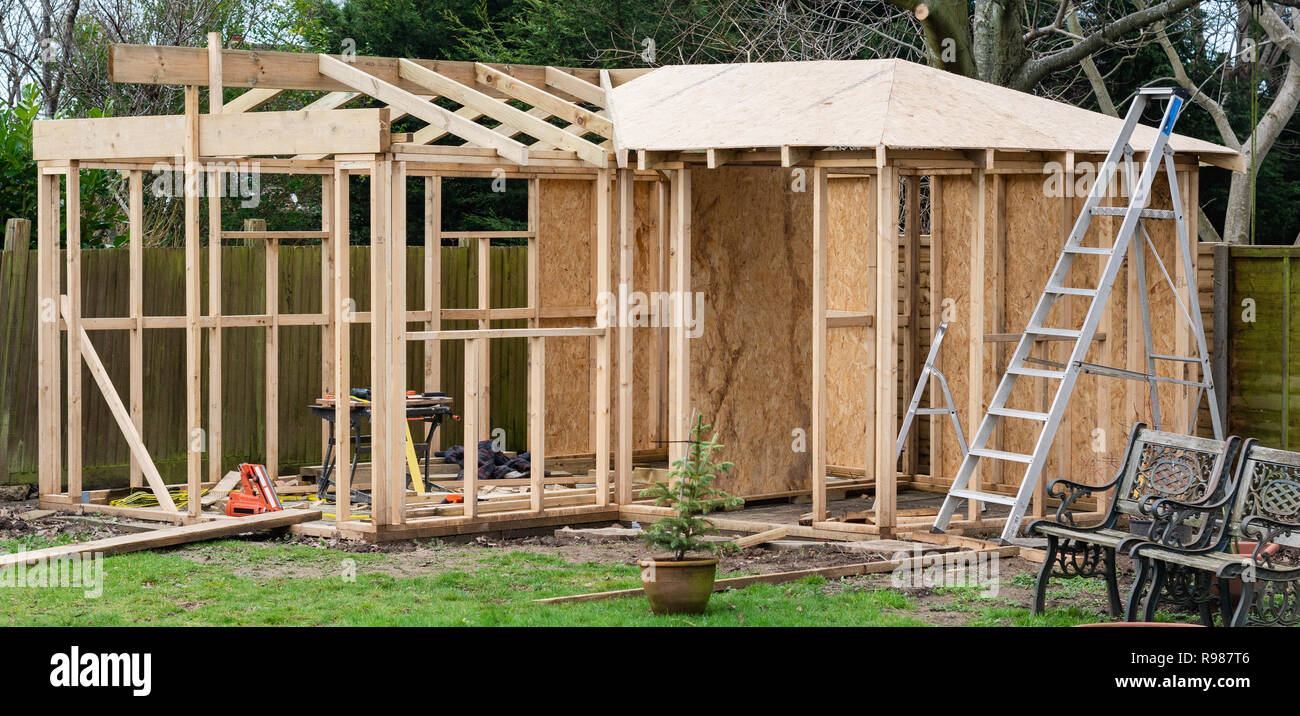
[638,556,718,615]
[1227,541,1282,601]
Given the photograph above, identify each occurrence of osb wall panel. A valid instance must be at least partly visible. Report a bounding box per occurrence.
[929,169,1192,491]
[537,176,662,457]
[935,173,977,482]
[538,178,594,454]
[827,176,875,470]
[690,166,812,496]
[1139,172,1196,437]
[999,175,1066,486]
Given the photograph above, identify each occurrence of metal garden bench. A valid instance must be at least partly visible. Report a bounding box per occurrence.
[1026,424,1242,619]
[1129,440,1300,626]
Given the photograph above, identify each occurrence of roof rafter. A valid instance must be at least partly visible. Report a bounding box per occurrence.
[397,59,607,168]
[544,66,606,107]
[476,63,613,139]
[302,91,361,111]
[318,54,528,165]
[224,87,282,113]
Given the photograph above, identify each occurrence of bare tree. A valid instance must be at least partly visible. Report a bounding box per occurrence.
[0,0,83,115]
[581,0,927,66]
[1075,1,1298,244]
[583,0,1206,91]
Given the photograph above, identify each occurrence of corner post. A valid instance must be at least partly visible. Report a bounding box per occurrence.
[874,152,900,531]
[811,166,829,521]
[668,168,692,466]
[36,167,62,500]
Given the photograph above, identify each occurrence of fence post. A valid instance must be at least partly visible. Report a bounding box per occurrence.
[1212,243,1229,434]
[0,219,33,483]
[4,218,31,254]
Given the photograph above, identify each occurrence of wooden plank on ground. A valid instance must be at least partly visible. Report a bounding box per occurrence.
[732,526,790,549]
[0,509,322,569]
[534,547,1011,604]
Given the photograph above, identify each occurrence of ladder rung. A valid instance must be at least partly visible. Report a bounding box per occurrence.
[1063,246,1113,255]
[949,489,1017,506]
[1089,207,1176,220]
[988,407,1050,421]
[1026,326,1082,339]
[1046,286,1098,297]
[1009,366,1066,379]
[970,448,1034,464]
[915,408,952,415]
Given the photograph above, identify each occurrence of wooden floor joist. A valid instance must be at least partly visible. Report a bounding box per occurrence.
[0,509,322,569]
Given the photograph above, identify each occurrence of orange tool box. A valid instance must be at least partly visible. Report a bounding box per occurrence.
[225,463,283,517]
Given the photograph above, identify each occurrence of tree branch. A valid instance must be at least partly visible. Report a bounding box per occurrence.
[1243,3,1300,164]
[1011,0,1199,90]
[1136,0,1240,149]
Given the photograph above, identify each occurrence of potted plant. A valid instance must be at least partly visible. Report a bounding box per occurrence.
[637,414,743,615]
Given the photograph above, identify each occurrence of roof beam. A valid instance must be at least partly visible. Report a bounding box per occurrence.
[544,66,606,107]
[108,44,648,99]
[706,148,735,168]
[781,145,813,167]
[397,59,605,168]
[33,108,390,161]
[637,150,683,170]
[318,54,528,165]
[475,63,613,139]
[223,87,283,113]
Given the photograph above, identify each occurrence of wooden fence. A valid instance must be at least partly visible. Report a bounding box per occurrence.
[1215,244,1300,449]
[0,218,529,487]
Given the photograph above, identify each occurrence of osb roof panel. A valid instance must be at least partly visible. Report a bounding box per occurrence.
[609,58,1237,160]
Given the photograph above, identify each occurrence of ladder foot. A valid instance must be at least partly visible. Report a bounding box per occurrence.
[929,526,946,534]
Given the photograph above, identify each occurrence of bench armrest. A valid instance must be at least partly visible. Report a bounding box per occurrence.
[1143,490,1235,550]
[1045,475,1121,527]
[1239,516,1300,568]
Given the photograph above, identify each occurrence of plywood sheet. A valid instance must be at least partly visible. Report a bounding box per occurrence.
[935,174,977,482]
[926,168,1191,491]
[538,178,594,454]
[826,176,875,470]
[689,166,812,496]
[609,59,1237,166]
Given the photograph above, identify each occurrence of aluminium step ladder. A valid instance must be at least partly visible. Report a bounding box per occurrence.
[894,321,968,463]
[872,322,969,511]
[930,86,1223,544]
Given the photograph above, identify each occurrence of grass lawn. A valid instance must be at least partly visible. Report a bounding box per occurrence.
[0,534,1196,626]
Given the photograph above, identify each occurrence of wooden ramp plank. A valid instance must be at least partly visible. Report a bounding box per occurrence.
[0,509,322,569]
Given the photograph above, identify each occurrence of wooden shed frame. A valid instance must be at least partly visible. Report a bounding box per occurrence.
[31,42,1242,541]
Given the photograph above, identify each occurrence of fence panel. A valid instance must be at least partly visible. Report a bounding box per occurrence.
[0,242,528,487]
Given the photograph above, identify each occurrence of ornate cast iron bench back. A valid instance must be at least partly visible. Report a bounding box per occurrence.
[1027,423,1242,619]
[1130,441,1300,626]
